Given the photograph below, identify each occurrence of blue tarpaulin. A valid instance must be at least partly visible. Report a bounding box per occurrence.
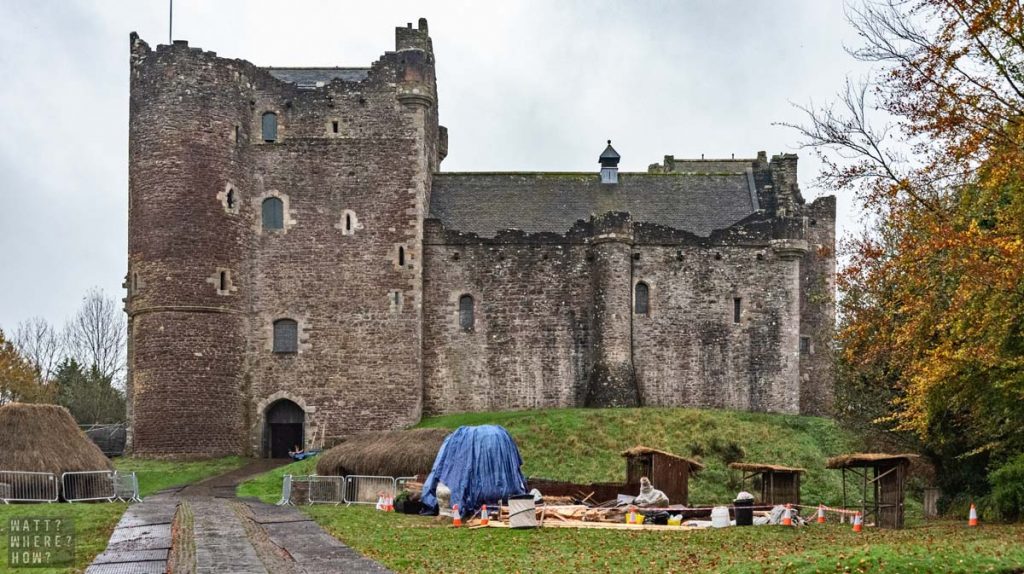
[420,425,527,517]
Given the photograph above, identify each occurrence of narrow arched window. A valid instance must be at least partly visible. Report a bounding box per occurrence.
[345,213,353,233]
[262,112,278,143]
[398,246,406,267]
[459,295,474,332]
[634,282,649,315]
[226,188,236,210]
[262,197,284,230]
[273,319,298,353]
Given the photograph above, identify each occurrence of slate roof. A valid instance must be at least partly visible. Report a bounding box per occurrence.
[599,142,620,164]
[429,172,759,237]
[265,67,370,89]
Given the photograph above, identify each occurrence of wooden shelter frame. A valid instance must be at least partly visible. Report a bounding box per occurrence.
[834,459,909,529]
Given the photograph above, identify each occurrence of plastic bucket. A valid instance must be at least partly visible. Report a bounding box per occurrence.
[509,495,537,529]
[711,505,731,528]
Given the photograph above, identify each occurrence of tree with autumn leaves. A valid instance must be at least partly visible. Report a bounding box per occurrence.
[0,328,52,405]
[793,0,1024,514]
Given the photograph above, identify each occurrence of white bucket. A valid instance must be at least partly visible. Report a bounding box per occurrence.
[711,505,731,528]
[509,496,537,529]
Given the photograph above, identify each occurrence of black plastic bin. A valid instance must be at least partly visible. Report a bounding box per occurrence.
[734,498,754,526]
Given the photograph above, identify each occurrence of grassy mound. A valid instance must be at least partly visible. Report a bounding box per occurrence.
[416,407,859,506]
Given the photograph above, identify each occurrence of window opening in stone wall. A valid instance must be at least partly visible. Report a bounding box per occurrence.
[800,336,811,355]
[226,188,236,210]
[234,125,241,143]
[262,112,278,143]
[219,271,228,292]
[733,298,742,324]
[398,246,406,267]
[262,197,284,230]
[345,213,352,233]
[459,294,475,332]
[332,120,339,134]
[132,272,139,294]
[634,282,649,315]
[273,319,298,353]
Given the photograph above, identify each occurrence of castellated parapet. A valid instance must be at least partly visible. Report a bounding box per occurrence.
[126,19,835,457]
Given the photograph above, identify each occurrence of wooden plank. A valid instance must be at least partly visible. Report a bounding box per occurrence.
[486,521,700,531]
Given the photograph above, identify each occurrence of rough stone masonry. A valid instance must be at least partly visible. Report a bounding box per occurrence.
[125,19,836,457]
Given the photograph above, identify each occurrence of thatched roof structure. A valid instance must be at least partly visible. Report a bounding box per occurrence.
[0,403,112,474]
[621,445,705,471]
[317,428,451,478]
[729,462,806,474]
[826,453,920,469]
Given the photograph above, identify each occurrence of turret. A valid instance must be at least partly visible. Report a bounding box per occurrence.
[126,34,253,456]
[586,210,640,407]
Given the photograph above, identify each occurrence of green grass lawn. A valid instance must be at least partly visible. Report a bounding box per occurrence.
[1,456,248,573]
[236,407,1024,573]
[114,455,248,497]
[303,505,1024,574]
[416,407,859,506]
[237,456,318,503]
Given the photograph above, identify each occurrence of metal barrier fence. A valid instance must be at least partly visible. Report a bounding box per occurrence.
[62,471,116,502]
[113,472,142,502]
[308,476,345,505]
[277,474,423,506]
[344,475,396,505]
[395,476,417,493]
[277,474,295,506]
[0,471,60,503]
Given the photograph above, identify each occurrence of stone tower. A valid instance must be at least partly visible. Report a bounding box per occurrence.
[126,19,444,456]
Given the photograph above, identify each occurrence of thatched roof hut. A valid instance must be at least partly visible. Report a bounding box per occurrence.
[729,462,805,505]
[825,453,919,468]
[316,428,450,478]
[827,452,919,529]
[0,403,113,474]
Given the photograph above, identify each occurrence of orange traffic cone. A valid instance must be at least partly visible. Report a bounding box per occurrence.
[817,504,826,523]
[781,503,793,526]
[968,504,978,527]
[452,504,462,527]
[852,512,862,532]
[480,504,490,526]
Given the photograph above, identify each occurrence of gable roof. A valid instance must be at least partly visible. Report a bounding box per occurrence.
[429,172,760,237]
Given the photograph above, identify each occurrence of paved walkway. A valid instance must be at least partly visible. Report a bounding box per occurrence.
[87,460,392,574]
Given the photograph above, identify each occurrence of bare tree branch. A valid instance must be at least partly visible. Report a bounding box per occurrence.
[12,316,64,382]
[64,288,126,387]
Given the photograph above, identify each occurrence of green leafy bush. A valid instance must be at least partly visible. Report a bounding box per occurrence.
[988,453,1024,521]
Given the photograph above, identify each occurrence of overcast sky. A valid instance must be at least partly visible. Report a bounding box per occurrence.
[0,0,869,333]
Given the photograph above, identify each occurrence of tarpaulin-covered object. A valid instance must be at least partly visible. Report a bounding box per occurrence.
[420,425,526,516]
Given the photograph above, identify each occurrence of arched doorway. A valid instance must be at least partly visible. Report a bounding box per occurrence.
[265,399,304,459]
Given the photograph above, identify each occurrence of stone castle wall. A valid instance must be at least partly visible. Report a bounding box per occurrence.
[127,20,836,457]
[127,21,441,456]
[421,211,826,416]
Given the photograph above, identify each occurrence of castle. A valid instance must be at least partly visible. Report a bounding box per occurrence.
[125,19,835,457]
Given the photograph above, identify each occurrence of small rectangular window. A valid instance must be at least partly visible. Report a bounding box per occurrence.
[733,298,741,324]
[332,120,339,134]
[800,336,811,355]
[273,319,298,353]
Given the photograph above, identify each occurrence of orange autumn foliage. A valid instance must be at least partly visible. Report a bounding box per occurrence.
[798,1,1024,463]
